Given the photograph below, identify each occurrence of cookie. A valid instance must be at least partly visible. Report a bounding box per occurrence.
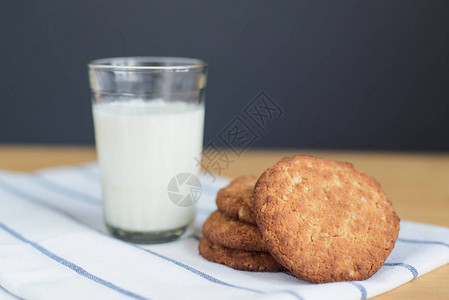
[198,237,284,272]
[253,155,400,283]
[216,175,258,224]
[202,210,268,252]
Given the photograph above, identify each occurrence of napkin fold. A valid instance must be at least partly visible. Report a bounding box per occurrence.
[0,163,448,300]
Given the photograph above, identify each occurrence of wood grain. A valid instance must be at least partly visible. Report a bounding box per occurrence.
[0,145,448,299]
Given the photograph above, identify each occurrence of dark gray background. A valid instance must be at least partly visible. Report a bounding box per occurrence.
[1,1,448,150]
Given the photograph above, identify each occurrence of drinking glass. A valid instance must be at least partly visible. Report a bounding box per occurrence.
[88,57,207,243]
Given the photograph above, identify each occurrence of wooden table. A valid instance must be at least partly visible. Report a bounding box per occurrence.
[0,145,448,299]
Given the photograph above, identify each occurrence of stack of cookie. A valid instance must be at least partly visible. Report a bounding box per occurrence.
[199,156,400,283]
[200,176,285,272]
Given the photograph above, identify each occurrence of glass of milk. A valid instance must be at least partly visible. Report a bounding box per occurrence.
[88,57,207,243]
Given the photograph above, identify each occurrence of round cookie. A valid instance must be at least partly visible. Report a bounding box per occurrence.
[202,210,268,252]
[253,155,400,283]
[198,237,285,272]
[216,175,258,224]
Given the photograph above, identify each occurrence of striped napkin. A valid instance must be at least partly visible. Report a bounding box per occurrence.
[0,163,448,300]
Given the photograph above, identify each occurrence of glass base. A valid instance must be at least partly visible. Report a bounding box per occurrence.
[106,223,191,244]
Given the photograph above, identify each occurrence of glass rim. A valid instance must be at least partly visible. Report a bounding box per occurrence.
[88,56,206,71]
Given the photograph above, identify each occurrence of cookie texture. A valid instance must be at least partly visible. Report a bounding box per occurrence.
[253,155,400,283]
[199,237,284,272]
[216,175,258,224]
[202,210,268,252]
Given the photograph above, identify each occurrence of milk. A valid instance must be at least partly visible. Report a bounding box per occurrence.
[93,99,204,232]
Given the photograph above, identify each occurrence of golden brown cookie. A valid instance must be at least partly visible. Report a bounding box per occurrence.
[216,175,258,224]
[253,155,400,283]
[198,237,284,272]
[202,210,268,252]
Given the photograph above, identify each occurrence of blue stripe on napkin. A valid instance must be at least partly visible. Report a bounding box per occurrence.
[397,238,449,249]
[0,223,149,300]
[383,263,418,278]
[348,282,367,300]
[34,174,101,205]
[0,284,23,300]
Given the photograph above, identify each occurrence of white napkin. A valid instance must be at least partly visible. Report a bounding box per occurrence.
[0,163,448,300]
